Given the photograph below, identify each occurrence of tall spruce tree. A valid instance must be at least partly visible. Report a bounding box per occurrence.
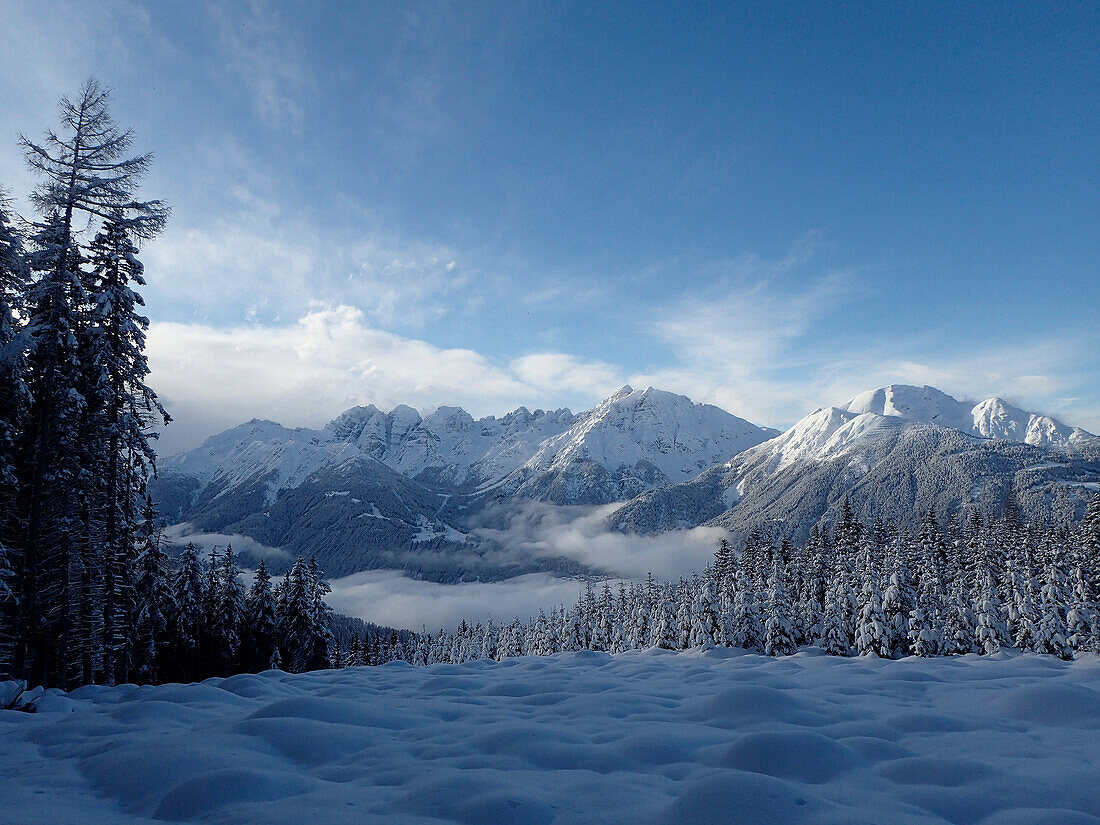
[0,191,28,677]
[16,212,89,686]
[243,559,279,671]
[211,545,245,675]
[12,79,168,687]
[84,219,169,683]
[170,543,205,681]
[131,498,171,683]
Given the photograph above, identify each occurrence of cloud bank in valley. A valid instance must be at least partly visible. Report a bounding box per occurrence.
[322,503,728,632]
[468,502,727,582]
[326,571,590,634]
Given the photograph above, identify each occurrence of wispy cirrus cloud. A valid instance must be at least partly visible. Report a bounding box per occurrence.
[628,240,1100,433]
[206,0,315,131]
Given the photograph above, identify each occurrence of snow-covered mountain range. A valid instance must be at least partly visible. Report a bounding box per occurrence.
[152,386,776,578]
[152,383,1099,580]
[611,385,1099,540]
[842,385,1092,448]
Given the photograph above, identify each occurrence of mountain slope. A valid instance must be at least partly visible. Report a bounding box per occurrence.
[611,387,1099,540]
[152,386,775,578]
[495,386,778,504]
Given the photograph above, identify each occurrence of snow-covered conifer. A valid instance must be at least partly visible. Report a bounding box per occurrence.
[764,562,796,656]
[855,579,889,657]
[730,571,765,652]
[131,499,171,683]
[1065,566,1096,653]
[0,192,28,677]
[882,560,916,658]
[974,569,1009,655]
[1034,559,1072,659]
[942,579,977,656]
[243,559,279,671]
[689,574,720,650]
[820,570,850,656]
[210,545,245,673]
[170,542,205,680]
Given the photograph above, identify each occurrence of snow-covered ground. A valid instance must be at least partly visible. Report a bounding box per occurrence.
[4,650,1100,825]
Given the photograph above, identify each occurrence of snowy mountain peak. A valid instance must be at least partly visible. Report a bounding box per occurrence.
[842,385,973,431]
[505,385,779,502]
[742,406,900,472]
[842,384,1091,449]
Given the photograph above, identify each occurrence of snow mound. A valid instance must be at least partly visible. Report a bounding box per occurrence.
[3,651,1099,825]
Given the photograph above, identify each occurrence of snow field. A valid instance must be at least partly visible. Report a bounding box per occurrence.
[3,649,1100,825]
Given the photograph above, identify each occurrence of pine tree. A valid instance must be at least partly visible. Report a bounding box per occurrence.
[855,579,889,657]
[689,573,720,650]
[730,570,765,652]
[943,578,977,656]
[558,607,583,652]
[1065,566,1096,654]
[918,507,949,577]
[243,559,279,671]
[170,542,205,680]
[281,558,312,672]
[820,570,851,656]
[1034,558,1072,660]
[0,191,28,678]
[764,561,796,656]
[592,582,613,651]
[714,538,736,586]
[478,620,497,660]
[84,219,168,683]
[11,79,167,687]
[305,557,334,669]
[650,590,678,650]
[833,497,862,567]
[628,583,651,649]
[909,551,944,657]
[973,569,1009,655]
[210,545,245,674]
[530,609,554,656]
[131,498,171,683]
[1079,494,1100,593]
[16,212,89,687]
[1007,559,1040,652]
[882,560,916,658]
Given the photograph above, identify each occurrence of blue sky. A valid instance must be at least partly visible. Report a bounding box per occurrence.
[1,1,1097,452]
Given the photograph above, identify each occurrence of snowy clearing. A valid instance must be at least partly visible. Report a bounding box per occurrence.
[3,649,1100,825]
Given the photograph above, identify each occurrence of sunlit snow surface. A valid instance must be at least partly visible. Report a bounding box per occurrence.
[4,650,1100,825]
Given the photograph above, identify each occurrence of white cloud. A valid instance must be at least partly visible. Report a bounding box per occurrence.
[630,242,1100,435]
[509,353,623,398]
[162,523,292,563]
[327,571,586,633]
[469,502,728,581]
[328,502,730,631]
[147,304,619,453]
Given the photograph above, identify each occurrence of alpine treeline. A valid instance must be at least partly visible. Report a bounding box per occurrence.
[331,497,1100,667]
[0,80,336,690]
